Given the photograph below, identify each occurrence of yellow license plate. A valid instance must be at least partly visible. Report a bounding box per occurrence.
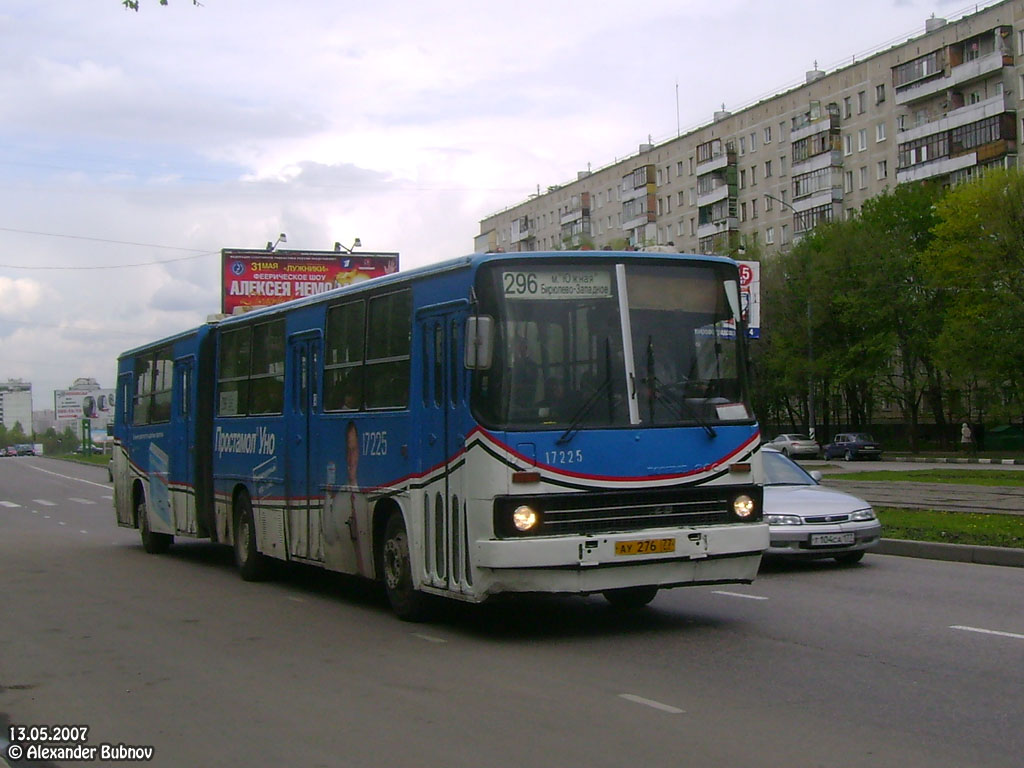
[614,538,676,556]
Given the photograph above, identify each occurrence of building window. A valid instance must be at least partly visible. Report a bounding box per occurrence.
[765,226,775,244]
[677,160,685,176]
[858,91,866,114]
[859,166,868,189]
[740,169,747,188]
[739,136,746,155]
[764,194,773,212]
[877,160,888,179]
[740,202,747,222]
[779,121,788,142]
[858,129,867,151]
[844,134,853,156]
[781,224,789,245]
[751,199,758,219]
[843,96,852,119]
[750,132,757,151]
[876,122,887,142]
[751,166,757,185]
[764,126,772,144]
[780,155,787,175]
[764,160,773,177]
[876,83,886,104]
[844,170,854,193]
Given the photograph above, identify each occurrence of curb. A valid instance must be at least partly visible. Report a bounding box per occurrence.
[887,456,1024,465]
[876,538,1024,568]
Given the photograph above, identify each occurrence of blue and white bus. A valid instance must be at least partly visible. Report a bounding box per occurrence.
[113,251,768,619]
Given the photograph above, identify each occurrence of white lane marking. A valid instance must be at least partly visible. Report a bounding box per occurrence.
[80,530,88,534]
[68,497,97,505]
[32,499,56,506]
[951,625,1024,641]
[59,521,67,526]
[26,464,110,489]
[619,694,685,714]
[43,515,51,519]
[413,633,447,644]
[0,501,21,508]
[712,590,769,601]
[101,495,112,500]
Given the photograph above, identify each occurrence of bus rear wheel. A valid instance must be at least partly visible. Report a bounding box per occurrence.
[382,512,433,622]
[137,496,172,554]
[603,585,659,609]
[234,491,270,581]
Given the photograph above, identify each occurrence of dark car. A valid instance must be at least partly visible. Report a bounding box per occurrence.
[15,443,35,456]
[823,432,882,461]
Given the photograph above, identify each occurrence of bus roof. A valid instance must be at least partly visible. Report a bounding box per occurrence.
[118,250,740,354]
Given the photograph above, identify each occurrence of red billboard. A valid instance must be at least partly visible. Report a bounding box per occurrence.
[221,249,400,314]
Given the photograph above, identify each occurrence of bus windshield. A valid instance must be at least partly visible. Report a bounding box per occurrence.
[471,259,752,430]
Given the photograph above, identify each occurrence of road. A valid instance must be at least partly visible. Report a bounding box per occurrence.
[1,456,1023,768]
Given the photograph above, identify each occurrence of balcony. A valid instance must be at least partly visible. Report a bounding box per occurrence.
[696,183,730,208]
[897,92,1013,144]
[896,50,1007,106]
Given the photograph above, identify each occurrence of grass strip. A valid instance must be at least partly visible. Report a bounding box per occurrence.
[877,507,1024,549]
[830,469,1024,487]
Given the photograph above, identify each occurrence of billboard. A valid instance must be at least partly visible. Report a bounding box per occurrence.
[55,388,116,429]
[221,249,400,315]
[736,260,761,339]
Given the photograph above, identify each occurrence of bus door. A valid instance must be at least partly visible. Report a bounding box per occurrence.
[172,356,195,533]
[114,371,134,526]
[286,332,324,562]
[418,307,470,593]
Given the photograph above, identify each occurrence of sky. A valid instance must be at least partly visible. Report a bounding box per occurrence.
[0,0,987,409]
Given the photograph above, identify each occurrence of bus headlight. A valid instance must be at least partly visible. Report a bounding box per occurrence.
[732,494,756,519]
[512,505,540,532]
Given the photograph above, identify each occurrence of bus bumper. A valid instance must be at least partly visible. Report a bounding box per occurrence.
[470,523,768,596]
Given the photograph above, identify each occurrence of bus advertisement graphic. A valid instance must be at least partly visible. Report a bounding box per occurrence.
[221,249,400,315]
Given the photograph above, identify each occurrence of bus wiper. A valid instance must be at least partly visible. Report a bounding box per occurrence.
[648,376,717,439]
[557,340,615,445]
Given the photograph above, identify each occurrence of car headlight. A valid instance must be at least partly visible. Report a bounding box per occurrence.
[732,494,756,519]
[512,505,540,532]
[851,508,876,521]
[765,514,803,526]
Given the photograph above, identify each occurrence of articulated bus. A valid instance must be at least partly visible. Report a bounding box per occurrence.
[113,251,768,620]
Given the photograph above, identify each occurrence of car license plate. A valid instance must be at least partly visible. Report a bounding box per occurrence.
[810,532,855,547]
[615,538,676,556]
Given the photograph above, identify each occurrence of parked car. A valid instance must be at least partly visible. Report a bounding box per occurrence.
[766,433,820,459]
[2,446,16,457]
[15,443,34,456]
[822,432,883,461]
[762,447,882,563]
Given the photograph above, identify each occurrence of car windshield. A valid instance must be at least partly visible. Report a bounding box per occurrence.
[784,434,809,441]
[852,433,875,441]
[763,450,817,486]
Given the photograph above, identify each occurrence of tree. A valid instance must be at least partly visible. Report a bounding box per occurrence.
[925,167,1024,425]
[123,1,201,10]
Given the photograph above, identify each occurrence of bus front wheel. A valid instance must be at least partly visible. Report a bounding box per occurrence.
[234,492,270,581]
[382,512,433,622]
[137,495,172,554]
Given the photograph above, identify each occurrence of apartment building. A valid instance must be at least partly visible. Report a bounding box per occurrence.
[477,1,1022,255]
[0,379,33,432]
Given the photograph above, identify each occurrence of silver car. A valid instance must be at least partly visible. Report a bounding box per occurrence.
[762,448,882,563]
[766,433,821,459]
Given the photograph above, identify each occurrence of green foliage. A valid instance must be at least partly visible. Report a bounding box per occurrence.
[876,507,1024,549]
[757,169,1024,443]
[925,168,1024,423]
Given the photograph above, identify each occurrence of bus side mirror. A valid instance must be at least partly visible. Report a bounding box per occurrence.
[465,315,494,370]
[724,279,741,323]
